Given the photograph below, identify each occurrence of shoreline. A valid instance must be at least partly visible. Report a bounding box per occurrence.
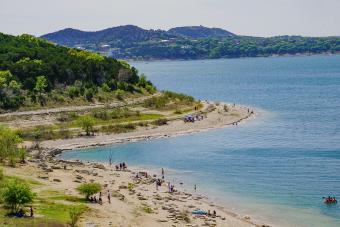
[127,51,340,63]
[16,102,267,227]
[38,102,256,152]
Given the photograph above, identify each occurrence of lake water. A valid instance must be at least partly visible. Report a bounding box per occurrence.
[60,55,340,227]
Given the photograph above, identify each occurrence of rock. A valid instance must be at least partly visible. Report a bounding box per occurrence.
[93,163,106,170]
[53,179,61,182]
[73,180,82,183]
[157,219,168,223]
[38,176,49,180]
[75,169,90,175]
[119,185,127,189]
[49,149,62,157]
[51,165,61,169]
[76,175,83,180]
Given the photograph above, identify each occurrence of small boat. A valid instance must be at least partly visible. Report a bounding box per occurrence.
[324,197,337,204]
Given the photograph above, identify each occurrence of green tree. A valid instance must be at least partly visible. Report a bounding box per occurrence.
[2,180,34,213]
[34,76,48,105]
[0,125,22,164]
[76,183,102,199]
[77,116,95,136]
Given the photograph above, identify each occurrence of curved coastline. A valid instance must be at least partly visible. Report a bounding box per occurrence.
[22,102,268,227]
[39,102,257,151]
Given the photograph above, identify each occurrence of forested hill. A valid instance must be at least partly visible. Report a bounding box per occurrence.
[41,25,340,60]
[0,33,155,110]
[167,26,234,38]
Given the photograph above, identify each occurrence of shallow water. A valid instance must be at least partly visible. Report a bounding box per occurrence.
[61,55,340,227]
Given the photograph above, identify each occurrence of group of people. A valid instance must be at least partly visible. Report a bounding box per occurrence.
[15,206,34,218]
[168,182,176,193]
[115,162,127,171]
[325,196,337,204]
[89,190,111,205]
[184,114,204,123]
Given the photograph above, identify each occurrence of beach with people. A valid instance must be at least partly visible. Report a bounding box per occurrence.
[35,101,256,151]
[2,155,263,227]
[0,99,264,227]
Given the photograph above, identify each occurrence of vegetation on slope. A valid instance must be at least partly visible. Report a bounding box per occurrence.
[0,33,155,110]
[41,25,340,60]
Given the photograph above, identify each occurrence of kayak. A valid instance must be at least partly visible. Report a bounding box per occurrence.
[192,210,208,215]
[325,200,337,204]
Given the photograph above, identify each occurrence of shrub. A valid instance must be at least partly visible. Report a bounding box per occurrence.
[77,115,95,136]
[69,206,83,227]
[128,183,135,191]
[67,86,81,99]
[101,83,111,92]
[115,89,125,100]
[152,118,168,126]
[2,180,34,213]
[92,109,110,120]
[84,88,95,101]
[18,148,27,163]
[76,183,101,199]
[0,168,3,182]
[0,125,22,163]
[142,205,153,214]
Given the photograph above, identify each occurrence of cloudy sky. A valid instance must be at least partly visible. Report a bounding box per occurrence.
[1,0,339,37]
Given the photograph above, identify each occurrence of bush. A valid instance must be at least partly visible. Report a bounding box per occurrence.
[128,183,135,191]
[0,125,22,164]
[115,89,125,100]
[69,206,83,227]
[77,115,95,136]
[2,180,34,213]
[92,109,110,120]
[0,168,3,182]
[67,86,81,99]
[152,118,168,126]
[101,83,111,92]
[84,88,95,101]
[76,183,101,199]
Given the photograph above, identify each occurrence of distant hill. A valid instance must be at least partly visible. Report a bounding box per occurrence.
[42,25,175,47]
[167,26,234,38]
[41,25,340,60]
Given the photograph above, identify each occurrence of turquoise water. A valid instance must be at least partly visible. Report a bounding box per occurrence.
[61,55,340,226]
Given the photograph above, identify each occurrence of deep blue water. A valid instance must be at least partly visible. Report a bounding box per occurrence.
[61,55,340,226]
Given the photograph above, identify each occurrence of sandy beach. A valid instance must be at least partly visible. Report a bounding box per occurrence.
[4,158,262,227]
[38,102,255,151]
[3,102,266,227]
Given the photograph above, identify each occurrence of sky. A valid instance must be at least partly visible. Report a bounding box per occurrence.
[1,0,339,37]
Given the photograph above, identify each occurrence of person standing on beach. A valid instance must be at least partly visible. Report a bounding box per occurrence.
[107,190,111,204]
[161,168,165,179]
[30,206,34,217]
[194,184,197,191]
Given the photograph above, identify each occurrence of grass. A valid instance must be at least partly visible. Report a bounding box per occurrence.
[36,202,87,224]
[39,190,86,203]
[0,174,88,227]
[4,175,43,187]
[141,205,153,214]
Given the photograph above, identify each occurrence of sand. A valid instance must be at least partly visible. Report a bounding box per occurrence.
[39,102,255,151]
[6,102,265,227]
[4,160,261,227]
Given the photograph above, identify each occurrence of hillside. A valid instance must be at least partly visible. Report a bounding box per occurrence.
[41,25,340,60]
[0,33,155,111]
[167,25,234,38]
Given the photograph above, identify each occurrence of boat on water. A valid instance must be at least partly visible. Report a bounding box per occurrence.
[324,197,337,204]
